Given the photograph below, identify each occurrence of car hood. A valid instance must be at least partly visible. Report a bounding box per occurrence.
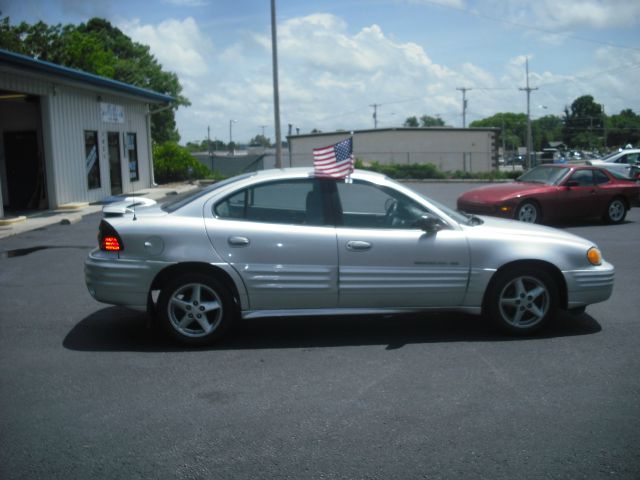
[459,182,551,203]
[464,215,592,246]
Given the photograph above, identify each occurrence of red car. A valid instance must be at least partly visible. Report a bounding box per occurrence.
[457,165,640,224]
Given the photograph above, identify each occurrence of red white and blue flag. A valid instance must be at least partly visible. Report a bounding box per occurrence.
[313,138,355,179]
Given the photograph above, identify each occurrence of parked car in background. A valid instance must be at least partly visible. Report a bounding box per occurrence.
[540,148,566,164]
[505,154,525,166]
[587,148,640,179]
[457,165,640,224]
[85,168,614,344]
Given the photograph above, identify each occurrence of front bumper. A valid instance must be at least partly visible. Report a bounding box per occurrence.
[457,201,513,219]
[85,249,167,311]
[563,261,615,309]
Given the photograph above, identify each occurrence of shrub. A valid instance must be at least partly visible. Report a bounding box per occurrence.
[355,158,519,181]
[153,142,211,184]
[355,160,446,180]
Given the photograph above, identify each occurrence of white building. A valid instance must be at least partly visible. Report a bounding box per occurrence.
[0,48,173,218]
[288,128,499,172]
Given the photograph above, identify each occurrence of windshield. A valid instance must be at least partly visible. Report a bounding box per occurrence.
[423,196,471,225]
[517,166,570,185]
[599,151,619,161]
[161,173,254,213]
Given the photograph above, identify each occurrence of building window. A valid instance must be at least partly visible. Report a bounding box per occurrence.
[85,130,101,189]
[126,132,139,181]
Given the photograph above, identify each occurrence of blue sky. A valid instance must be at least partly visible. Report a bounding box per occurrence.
[4,0,640,144]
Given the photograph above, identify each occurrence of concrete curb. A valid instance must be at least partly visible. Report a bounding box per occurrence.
[0,182,200,240]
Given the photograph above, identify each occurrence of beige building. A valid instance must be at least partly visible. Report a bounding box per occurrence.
[288,127,499,173]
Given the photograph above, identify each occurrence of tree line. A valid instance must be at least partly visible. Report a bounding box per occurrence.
[0,16,188,144]
[406,95,639,153]
[3,17,637,156]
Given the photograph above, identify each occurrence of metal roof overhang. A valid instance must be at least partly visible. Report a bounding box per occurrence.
[0,48,174,104]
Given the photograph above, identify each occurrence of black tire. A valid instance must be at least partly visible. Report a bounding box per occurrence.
[486,267,557,335]
[157,274,234,345]
[603,197,627,224]
[516,201,541,223]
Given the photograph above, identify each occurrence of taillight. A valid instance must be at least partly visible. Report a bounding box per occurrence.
[102,236,122,251]
[99,220,124,252]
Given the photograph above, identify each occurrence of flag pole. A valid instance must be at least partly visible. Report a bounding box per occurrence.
[271,0,283,168]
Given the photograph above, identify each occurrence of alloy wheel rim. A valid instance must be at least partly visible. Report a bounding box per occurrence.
[609,200,624,222]
[518,204,537,223]
[168,283,223,337]
[498,276,549,328]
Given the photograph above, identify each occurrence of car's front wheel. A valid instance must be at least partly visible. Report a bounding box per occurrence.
[516,201,541,223]
[486,267,557,335]
[158,274,234,345]
[603,197,627,224]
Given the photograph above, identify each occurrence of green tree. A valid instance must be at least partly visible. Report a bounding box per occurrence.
[532,115,563,150]
[562,95,604,149]
[0,16,189,143]
[607,109,640,148]
[403,116,419,127]
[420,115,445,127]
[249,134,271,147]
[470,113,527,151]
[153,142,210,183]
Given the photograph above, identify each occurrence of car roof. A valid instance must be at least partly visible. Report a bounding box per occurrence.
[249,167,387,180]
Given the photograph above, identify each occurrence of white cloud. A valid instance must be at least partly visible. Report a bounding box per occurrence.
[118,17,213,77]
[167,10,638,143]
[486,0,640,30]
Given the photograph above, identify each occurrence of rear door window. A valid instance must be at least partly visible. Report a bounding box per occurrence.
[214,179,328,226]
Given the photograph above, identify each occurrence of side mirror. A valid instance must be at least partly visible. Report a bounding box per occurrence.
[415,214,445,233]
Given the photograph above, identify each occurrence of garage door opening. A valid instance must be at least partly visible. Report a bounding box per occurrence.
[0,91,48,211]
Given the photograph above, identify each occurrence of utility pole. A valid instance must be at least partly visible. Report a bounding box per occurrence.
[601,104,607,150]
[456,87,472,128]
[519,58,538,169]
[207,125,213,169]
[270,0,282,168]
[229,119,237,155]
[370,103,381,128]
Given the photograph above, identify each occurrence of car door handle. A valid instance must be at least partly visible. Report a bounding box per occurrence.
[228,236,250,247]
[346,240,372,251]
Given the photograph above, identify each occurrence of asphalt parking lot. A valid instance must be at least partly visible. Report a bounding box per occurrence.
[1,182,639,479]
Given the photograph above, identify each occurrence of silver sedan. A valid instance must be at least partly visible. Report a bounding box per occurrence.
[85,168,615,345]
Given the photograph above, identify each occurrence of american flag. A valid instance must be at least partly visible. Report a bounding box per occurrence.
[313,138,355,179]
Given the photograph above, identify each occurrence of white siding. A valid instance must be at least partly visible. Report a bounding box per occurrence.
[45,86,152,205]
[0,68,154,209]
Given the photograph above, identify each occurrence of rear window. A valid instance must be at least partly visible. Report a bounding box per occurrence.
[161,174,254,213]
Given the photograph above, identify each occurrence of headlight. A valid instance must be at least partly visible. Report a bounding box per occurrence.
[587,247,602,266]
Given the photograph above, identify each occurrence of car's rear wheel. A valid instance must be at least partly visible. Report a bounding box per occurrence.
[603,197,627,224]
[486,267,557,335]
[158,274,234,345]
[516,201,541,223]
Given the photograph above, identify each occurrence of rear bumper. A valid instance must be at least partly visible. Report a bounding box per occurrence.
[84,249,167,311]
